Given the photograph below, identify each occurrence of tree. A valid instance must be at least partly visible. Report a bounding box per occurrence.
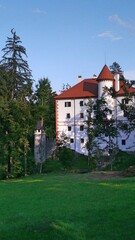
[60,83,71,93]
[0,29,34,177]
[109,62,124,80]
[94,97,119,170]
[0,29,33,101]
[105,64,135,151]
[35,78,57,138]
[119,94,135,149]
[85,99,99,170]
[85,97,118,170]
[0,98,34,177]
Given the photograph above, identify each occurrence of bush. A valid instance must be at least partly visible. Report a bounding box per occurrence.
[58,147,75,169]
[73,154,88,170]
[0,165,7,180]
[123,165,135,177]
[11,160,24,178]
[42,159,63,173]
[111,151,135,171]
[42,148,96,173]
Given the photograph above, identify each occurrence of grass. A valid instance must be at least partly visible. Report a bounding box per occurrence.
[0,173,135,240]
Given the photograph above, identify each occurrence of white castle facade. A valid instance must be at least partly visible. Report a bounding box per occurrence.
[55,65,135,155]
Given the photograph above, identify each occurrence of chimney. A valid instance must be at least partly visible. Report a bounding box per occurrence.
[78,75,82,82]
[93,74,97,79]
[114,72,120,92]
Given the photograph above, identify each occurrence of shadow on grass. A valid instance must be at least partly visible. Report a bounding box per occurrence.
[0,219,84,240]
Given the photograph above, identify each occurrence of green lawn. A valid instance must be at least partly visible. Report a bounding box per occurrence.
[0,173,135,240]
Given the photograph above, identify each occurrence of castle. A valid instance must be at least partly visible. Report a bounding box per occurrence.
[55,65,135,155]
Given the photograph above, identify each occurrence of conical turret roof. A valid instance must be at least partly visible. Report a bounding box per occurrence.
[97,64,114,81]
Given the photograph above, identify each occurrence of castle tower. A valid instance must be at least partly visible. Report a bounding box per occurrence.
[97,65,114,98]
[34,120,46,164]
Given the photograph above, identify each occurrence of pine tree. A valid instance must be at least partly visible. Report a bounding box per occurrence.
[0,29,33,100]
[109,62,124,80]
[0,29,34,177]
[35,78,56,138]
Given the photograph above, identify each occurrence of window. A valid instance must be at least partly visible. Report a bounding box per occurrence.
[80,101,83,106]
[122,98,129,104]
[65,102,71,107]
[80,113,84,118]
[122,139,126,145]
[81,138,84,143]
[70,138,74,143]
[80,125,84,131]
[66,113,70,118]
[68,126,71,131]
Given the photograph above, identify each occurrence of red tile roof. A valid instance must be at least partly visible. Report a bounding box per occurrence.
[97,64,114,81]
[117,81,135,96]
[55,65,135,100]
[55,78,98,99]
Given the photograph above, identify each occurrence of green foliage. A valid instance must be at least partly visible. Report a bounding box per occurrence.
[58,147,74,169]
[110,151,135,171]
[35,78,56,138]
[109,62,124,80]
[73,154,88,169]
[42,159,63,173]
[11,159,24,178]
[123,165,135,177]
[43,149,96,173]
[0,164,7,180]
[0,29,33,100]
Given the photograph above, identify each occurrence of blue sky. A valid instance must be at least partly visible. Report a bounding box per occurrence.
[0,0,135,92]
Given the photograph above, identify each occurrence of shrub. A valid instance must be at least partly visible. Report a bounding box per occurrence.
[73,154,88,170]
[0,165,7,180]
[58,147,75,169]
[11,160,24,178]
[123,165,135,177]
[42,159,63,173]
[111,150,135,171]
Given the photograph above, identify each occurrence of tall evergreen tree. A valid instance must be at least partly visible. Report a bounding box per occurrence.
[35,78,57,138]
[0,29,33,100]
[109,62,124,80]
[0,29,34,178]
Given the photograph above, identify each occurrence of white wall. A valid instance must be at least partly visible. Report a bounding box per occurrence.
[56,95,135,154]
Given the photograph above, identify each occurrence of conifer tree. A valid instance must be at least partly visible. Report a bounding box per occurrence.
[0,29,34,177]
[0,29,33,100]
[35,78,56,138]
